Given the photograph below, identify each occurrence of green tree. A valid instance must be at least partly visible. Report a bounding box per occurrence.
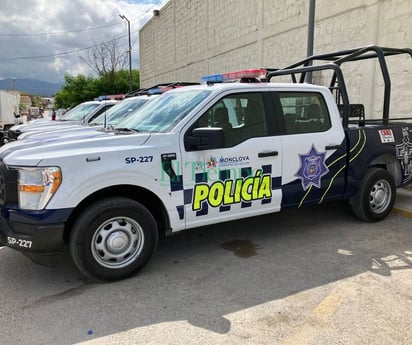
[55,70,140,109]
[94,70,140,96]
[54,74,97,108]
[79,38,139,95]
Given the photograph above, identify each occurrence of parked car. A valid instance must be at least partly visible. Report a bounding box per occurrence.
[2,100,118,145]
[15,82,197,142]
[18,95,158,141]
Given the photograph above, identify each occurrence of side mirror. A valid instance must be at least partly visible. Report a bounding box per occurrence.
[185,127,225,151]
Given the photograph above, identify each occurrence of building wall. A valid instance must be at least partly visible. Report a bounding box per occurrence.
[139,0,412,117]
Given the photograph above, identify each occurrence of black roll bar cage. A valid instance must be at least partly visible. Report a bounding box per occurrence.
[266,45,412,127]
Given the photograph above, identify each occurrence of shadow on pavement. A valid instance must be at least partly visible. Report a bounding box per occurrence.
[0,201,410,343]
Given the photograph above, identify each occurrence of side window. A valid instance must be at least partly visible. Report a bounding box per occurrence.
[194,93,268,147]
[279,93,331,134]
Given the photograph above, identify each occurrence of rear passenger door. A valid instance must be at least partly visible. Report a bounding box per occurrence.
[277,91,347,208]
[181,91,283,229]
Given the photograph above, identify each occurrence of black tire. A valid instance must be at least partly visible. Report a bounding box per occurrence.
[350,168,396,222]
[70,197,158,281]
[1,136,11,146]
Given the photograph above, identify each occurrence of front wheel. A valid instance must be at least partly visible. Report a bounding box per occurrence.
[1,136,12,146]
[70,197,158,281]
[350,168,396,222]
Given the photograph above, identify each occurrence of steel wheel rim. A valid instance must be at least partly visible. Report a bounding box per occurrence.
[91,216,144,269]
[369,179,392,214]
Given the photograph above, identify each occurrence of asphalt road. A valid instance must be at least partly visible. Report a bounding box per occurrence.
[0,202,411,345]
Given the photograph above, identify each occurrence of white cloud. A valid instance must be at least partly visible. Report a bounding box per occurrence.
[0,0,168,83]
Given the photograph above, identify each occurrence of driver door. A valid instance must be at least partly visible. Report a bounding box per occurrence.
[181,91,283,229]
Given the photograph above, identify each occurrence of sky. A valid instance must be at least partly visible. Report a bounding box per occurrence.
[0,0,168,84]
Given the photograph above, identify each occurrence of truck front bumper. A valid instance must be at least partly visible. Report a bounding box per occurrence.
[0,207,72,264]
[0,217,64,252]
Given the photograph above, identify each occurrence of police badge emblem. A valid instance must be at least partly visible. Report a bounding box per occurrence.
[296,145,329,190]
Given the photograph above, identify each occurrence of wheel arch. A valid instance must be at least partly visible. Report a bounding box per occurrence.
[63,184,170,242]
[368,153,403,187]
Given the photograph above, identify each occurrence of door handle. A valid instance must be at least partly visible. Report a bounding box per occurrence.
[258,150,278,158]
[325,145,340,150]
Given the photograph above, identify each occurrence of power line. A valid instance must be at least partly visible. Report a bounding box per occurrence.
[0,34,128,61]
[0,2,162,62]
[0,4,157,38]
[0,22,121,37]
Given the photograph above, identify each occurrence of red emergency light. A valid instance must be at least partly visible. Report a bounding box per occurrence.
[201,69,267,83]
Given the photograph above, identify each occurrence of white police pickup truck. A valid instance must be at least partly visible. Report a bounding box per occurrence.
[0,46,411,281]
[2,100,118,145]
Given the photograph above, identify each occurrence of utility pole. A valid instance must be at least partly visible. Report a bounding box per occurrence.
[306,0,316,83]
[119,14,133,92]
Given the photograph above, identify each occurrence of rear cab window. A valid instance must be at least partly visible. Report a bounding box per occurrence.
[279,92,331,134]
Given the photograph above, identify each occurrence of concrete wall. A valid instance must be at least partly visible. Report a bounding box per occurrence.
[139,0,412,118]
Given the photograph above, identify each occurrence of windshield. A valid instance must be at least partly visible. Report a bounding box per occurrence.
[90,98,149,126]
[60,103,100,121]
[116,90,211,132]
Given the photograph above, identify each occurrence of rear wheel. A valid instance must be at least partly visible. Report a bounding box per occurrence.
[350,168,396,222]
[70,197,158,281]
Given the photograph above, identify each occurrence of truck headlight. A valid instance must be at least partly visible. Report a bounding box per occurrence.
[17,167,62,210]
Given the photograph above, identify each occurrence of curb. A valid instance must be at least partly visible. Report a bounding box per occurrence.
[392,187,412,218]
[392,207,412,218]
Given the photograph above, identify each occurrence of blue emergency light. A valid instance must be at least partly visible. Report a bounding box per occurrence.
[201,69,267,83]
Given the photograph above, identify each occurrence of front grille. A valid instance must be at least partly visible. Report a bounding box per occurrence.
[7,129,21,140]
[0,161,18,206]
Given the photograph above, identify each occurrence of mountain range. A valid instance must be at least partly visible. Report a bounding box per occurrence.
[0,78,62,97]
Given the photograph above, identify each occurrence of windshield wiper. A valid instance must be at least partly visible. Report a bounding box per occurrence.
[114,127,140,133]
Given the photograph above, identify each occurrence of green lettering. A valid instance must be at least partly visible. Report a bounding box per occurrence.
[185,161,197,183]
[192,170,273,212]
[252,170,262,199]
[208,181,224,207]
[258,175,272,199]
[241,178,253,201]
[208,168,219,182]
[234,179,243,203]
[223,180,234,205]
[193,184,209,211]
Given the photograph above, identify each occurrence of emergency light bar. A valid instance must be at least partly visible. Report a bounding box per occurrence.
[125,82,200,97]
[201,69,267,83]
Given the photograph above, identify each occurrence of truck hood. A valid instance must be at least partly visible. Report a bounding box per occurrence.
[18,125,101,140]
[11,120,83,133]
[0,131,151,166]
